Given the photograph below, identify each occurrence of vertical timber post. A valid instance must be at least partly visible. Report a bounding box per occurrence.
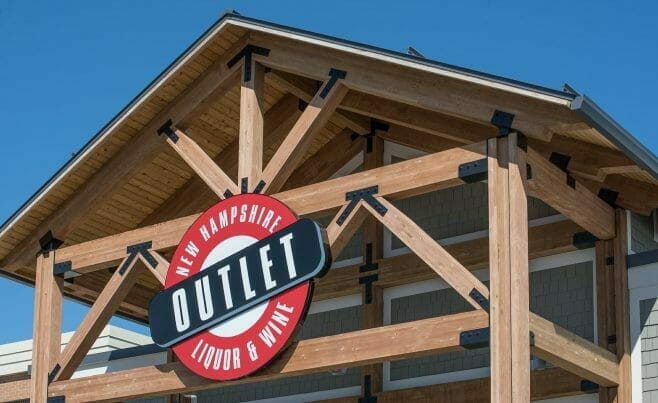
[361,134,384,398]
[238,56,265,191]
[613,209,631,402]
[30,240,64,402]
[488,132,530,402]
[596,239,616,402]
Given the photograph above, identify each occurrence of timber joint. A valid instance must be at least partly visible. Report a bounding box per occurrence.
[227,45,270,82]
[38,230,64,257]
[490,109,515,137]
[121,241,157,274]
[320,68,347,99]
[156,119,179,143]
[336,186,387,226]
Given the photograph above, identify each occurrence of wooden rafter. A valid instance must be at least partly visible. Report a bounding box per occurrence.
[258,76,349,193]
[267,70,370,135]
[361,196,490,310]
[530,312,619,387]
[141,93,301,226]
[2,35,249,272]
[163,127,238,197]
[251,31,579,141]
[51,256,143,382]
[527,146,616,239]
[282,128,364,191]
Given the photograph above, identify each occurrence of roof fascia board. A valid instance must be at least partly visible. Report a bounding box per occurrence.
[571,95,658,179]
[223,14,575,105]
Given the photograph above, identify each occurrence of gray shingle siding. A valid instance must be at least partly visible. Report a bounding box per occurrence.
[389,261,594,380]
[632,212,658,253]
[641,298,658,402]
[193,305,362,402]
[391,182,557,250]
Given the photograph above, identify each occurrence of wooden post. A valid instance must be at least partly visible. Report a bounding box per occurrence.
[360,134,384,396]
[488,133,530,402]
[30,250,63,402]
[238,57,265,190]
[613,209,631,402]
[596,239,616,402]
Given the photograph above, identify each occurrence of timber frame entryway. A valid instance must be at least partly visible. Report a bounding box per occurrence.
[1,11,657,403]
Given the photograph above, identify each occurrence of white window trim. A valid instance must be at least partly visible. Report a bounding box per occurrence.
[307,293,361,315]
[628,261,658,402]
[382,248,597,391]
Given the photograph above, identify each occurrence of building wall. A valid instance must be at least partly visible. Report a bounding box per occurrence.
[387,261,594,384]
[631,212,658,253]
[640,297,658,402]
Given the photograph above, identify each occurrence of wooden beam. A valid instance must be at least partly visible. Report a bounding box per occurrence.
[47,311,489,401]
[51,141,487,274]
[29,252,63,402]
[362,196,490,310]
[508,134,531,400]
[360,135,384,396]
[140,93,301,226]
[488,135,512,403]
[251,31,579,141]
[2,34,248,272]
[379,124,464,154]
[315,219,582,302]
[528,135,633,182]
[137,249,168,286]
[529,311,619,387]
[275,141,487,216]
[267,70,370,135]
[165,127,238,197]
[375,367,586,402]
[325,201,368,258]
[527,146,616,240]
[282,129,364,191]
[259,78,349,194]
[613,209,632,401]
[3,367,586,403]
[238,58,265,189]
[340,90,496,144]
[578,175,658,216]
[51,256,143,381]
[596,239,617,402]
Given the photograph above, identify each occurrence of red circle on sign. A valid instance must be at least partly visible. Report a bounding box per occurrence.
[165,194,311,380]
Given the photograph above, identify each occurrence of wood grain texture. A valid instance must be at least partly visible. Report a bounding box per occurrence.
[238,59,265,189]
[46,311,489,401]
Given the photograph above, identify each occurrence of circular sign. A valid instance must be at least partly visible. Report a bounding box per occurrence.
[154,193,329,380]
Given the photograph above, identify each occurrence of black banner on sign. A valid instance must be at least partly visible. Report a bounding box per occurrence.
[148,219,331,347]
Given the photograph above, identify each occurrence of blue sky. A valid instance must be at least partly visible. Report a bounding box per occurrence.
[0,1,656,343]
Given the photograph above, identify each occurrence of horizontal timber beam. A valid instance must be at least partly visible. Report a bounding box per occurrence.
[55,142,487,273]
[527,146,616,239]
[0,367,587,403]
[45,311,488,402]
[529,312,619,387]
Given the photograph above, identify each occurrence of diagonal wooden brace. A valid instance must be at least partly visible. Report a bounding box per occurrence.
[362,194,490,311]
[158,122,239,198]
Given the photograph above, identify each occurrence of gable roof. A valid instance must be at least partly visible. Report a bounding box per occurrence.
[0,11,655,321]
